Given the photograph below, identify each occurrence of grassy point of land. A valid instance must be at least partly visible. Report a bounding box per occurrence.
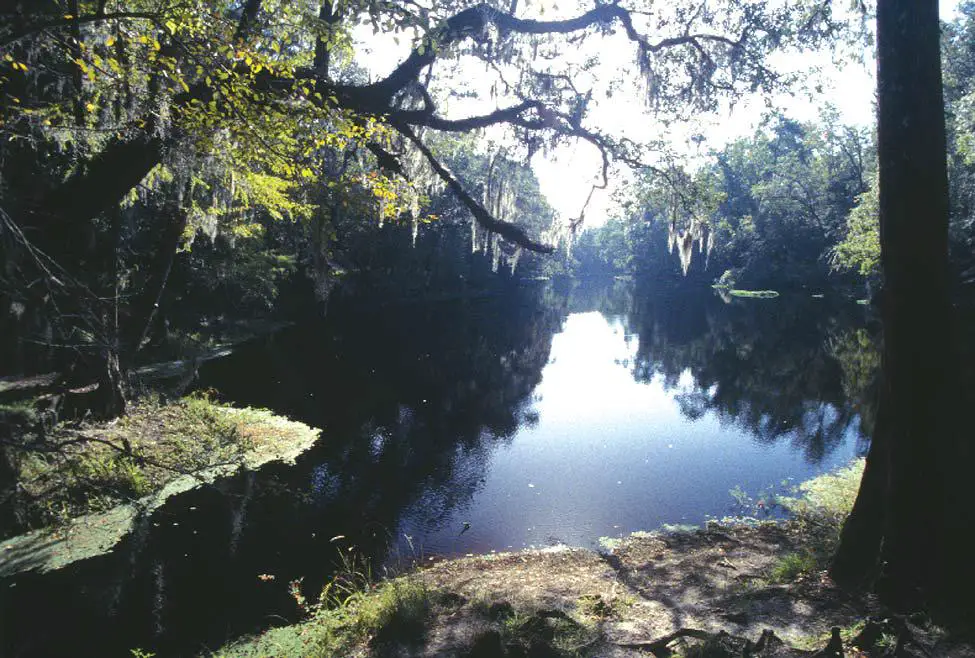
[212,458,970,657]
[0,394,319,577]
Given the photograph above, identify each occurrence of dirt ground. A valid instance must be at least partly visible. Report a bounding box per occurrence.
[408,524,973,657]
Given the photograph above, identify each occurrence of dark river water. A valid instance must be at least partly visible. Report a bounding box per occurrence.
[1,278,877,657]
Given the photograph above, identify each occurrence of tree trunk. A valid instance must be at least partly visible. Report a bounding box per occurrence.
[124,205,189,357]
[832,0,972,612]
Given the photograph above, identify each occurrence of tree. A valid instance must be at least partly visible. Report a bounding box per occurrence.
[596,113,873,287]
[0,1,854,415]
[831,0,973,613]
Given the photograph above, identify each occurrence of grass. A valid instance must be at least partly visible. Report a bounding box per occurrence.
[576,593,635,621]
[7,392,319,529]
[781,459,864,529]
[769,551,818,583]
[212,576,431,658]
[498,607,598,656]
[0,399,40,425]
[774,458,865,580]
[792,620,866,652]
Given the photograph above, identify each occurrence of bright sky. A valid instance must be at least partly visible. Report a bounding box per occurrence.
[355,1,963,228]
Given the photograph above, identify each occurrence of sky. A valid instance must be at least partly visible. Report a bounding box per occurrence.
[355,1,963,228]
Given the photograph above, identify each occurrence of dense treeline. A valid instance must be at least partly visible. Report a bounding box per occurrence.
[570,3,975,294]
[572,112,873,290]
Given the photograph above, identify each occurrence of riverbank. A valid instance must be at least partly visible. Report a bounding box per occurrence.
[0,394,320,576]
[213,460,972,658]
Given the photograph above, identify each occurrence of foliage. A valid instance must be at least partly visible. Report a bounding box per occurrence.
[578,113,874,289]
[777,458,865,575]
[782,459,865,525]
[0,0,866,414]
[769,551,818,583]
[330,133,560,299]
[831,171,880,279]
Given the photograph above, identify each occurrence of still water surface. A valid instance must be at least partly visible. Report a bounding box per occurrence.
[394,308,861,556]
[2,278,875,656]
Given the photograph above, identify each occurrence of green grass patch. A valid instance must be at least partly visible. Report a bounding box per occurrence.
[769,551,818,583]
[778,459,865,573]
[8,392,319,529]
[498,608,598,656]
[212,577,431,658]
[781,459,864,525]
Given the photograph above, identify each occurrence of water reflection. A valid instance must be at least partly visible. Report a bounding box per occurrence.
[1,279,878,657]
[626,282,877,462]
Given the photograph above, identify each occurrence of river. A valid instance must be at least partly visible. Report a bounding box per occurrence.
[0,278,876,656]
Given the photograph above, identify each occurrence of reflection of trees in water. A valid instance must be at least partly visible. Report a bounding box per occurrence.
[1,285,570,658]
[311,286,567,541]
[623,281,878,463]
[198,283,568,563]
[4,280,883,656]
[563,277,635,317]
[827,328,881,441]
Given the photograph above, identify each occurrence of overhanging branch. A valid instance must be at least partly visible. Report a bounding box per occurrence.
[396,123,554,254]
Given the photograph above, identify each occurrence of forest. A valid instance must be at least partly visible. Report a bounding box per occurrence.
[1,1,974,657]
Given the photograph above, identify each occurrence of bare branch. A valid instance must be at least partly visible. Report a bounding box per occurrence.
[395,123,554,253]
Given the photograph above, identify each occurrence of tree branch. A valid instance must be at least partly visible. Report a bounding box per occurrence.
[395,123,554,253]
[398,100,544,131]
[0,12,161,48]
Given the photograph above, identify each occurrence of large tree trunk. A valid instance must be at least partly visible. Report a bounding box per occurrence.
[832,0,972,612]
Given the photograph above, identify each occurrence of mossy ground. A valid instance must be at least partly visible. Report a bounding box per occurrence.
[4,393,319,531]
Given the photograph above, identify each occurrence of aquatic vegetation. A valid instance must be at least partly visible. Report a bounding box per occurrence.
[727,289,780,298]
[776,458,865,576]
[780,459,864,528]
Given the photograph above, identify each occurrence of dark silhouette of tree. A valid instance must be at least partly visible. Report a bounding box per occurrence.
[831,0,974,614]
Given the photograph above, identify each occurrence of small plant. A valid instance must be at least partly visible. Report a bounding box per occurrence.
[876,632,898,652]
[577,593,634,621]
[729,485,750,508]
[499,607,596,656]
[779,459,865,565]
[769,551,817,583]
[793,620,866,652]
